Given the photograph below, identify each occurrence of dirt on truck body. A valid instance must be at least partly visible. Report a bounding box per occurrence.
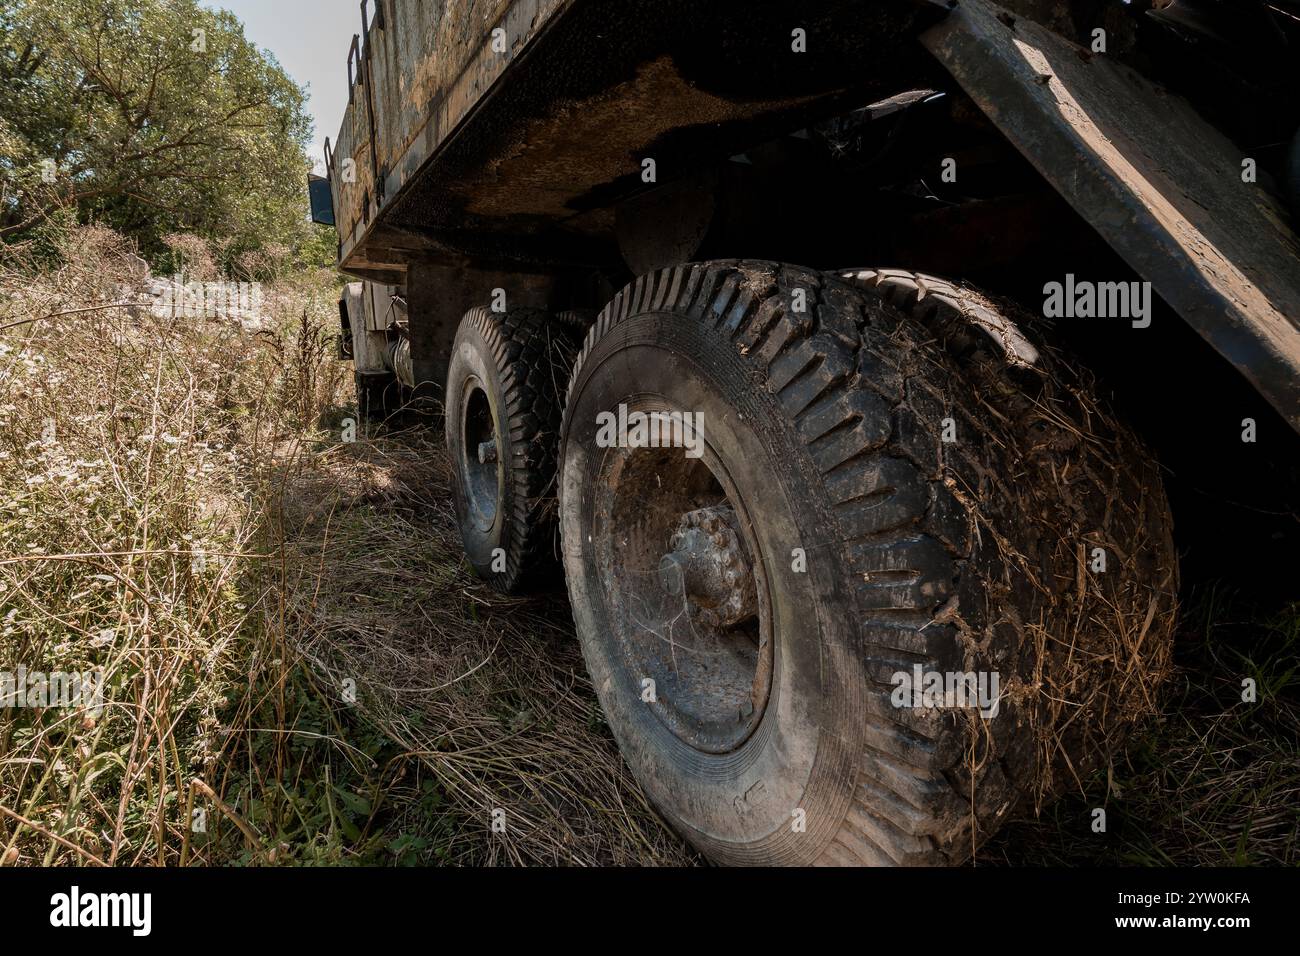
[311,0,1300,866]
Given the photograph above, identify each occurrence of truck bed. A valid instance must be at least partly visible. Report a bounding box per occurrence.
[327,0,942,280]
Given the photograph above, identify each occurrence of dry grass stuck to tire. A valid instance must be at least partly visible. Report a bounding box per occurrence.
[984,587,1300,866]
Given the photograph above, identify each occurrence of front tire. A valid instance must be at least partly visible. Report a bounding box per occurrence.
[559,260,1177,865]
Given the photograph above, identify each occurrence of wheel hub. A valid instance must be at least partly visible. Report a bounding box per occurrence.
[587,419,773,755]
[461,382,499,532]
[658,506,757,629]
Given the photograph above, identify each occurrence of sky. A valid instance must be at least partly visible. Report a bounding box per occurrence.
[202,0,358,174]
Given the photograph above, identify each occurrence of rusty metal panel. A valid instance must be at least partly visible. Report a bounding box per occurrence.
[922,0,1300,431]
[329,0,572,272]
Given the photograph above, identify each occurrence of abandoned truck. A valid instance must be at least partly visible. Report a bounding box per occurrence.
[308,0,1300,866]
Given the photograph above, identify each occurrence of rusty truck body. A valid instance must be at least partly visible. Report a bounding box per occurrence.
[311,0,1300,866]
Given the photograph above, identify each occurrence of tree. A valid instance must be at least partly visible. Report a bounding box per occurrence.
[0,0,323,265]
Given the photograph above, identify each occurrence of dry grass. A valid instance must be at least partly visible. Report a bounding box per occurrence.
[271,430,695,865]
[0,224,692,866]
[0,224,348,865]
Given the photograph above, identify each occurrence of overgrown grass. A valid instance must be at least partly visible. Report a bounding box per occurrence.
[0,224,437,865]
[0,224,692,866]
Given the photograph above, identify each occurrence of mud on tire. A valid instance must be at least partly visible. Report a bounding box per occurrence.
[558,260,1178,865]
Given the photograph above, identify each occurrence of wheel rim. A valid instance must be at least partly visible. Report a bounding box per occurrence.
[460,379,498,532]
[590,395,773,755]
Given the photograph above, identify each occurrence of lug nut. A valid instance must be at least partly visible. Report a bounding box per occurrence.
[477,440,498,464]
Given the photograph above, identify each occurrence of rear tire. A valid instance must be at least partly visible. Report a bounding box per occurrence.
[446,306,580,593]
[559,260,1177,865]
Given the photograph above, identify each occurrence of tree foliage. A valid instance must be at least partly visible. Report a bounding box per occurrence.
[0,0,329,266]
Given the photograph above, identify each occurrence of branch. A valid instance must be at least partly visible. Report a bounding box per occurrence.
[0,302,135,334]
[0,805,109,867]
